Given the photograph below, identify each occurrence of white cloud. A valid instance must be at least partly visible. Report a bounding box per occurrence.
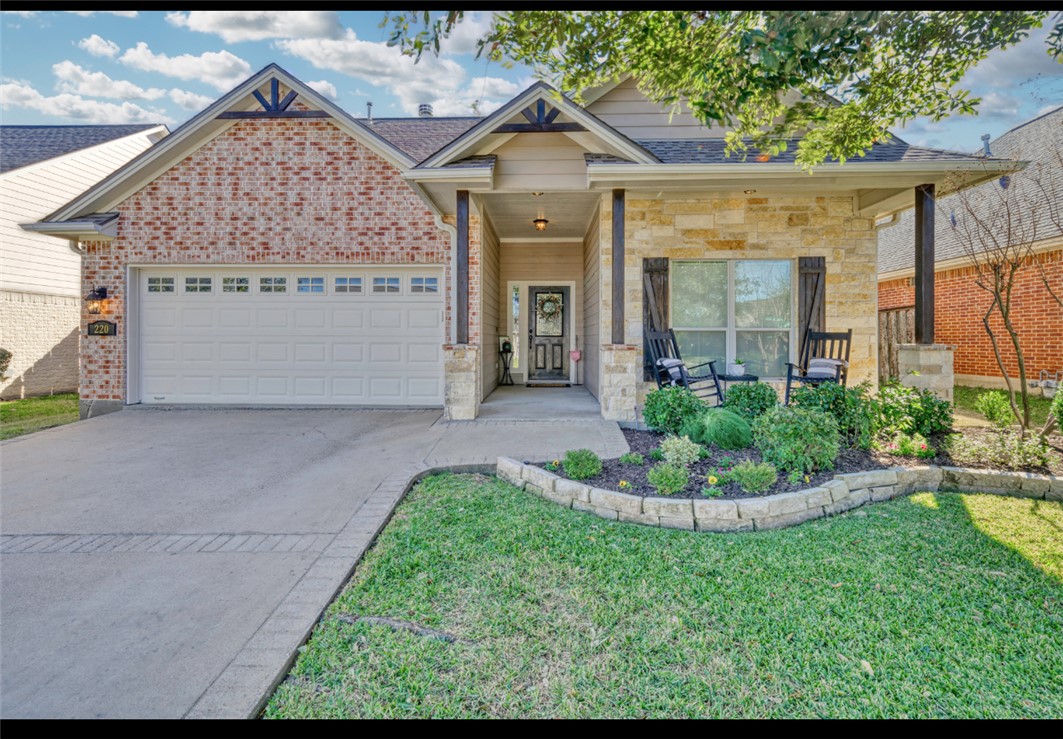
[165,11,343,43]
[168,88,215,111]
[976,91,1022,121]
[66,11,139,18]
[0,81,173,124]
[77,34,120,58]
[2,11,37,19]
[119,42,252,91]
[306,80,338,100]
[437,11,495,56]
[961,25,1062,92]
[52,61,166,100]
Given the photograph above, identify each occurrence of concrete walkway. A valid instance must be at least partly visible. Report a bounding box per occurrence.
[0,400,625,719]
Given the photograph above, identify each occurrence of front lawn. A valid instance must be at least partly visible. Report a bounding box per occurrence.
[954,385,1055,429]
[265,473,1063,719]
[0,392,79,440]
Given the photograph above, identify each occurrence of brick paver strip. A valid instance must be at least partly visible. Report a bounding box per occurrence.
[0,533,333,555]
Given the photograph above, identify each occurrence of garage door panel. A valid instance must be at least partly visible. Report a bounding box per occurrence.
[295,309,327,328]
[408,343,440,364]
[333,309,365,329]
[256,309,289,329]
[332,343,365,363]
[370,309,403,329]
[219,343,252,362]
[256,343,289,362]
[408,309,440,329]
[294,343,327,363]
[182,343,214,362]
[181,309,214,328]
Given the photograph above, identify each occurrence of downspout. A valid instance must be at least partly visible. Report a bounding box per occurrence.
[408,179,459,344]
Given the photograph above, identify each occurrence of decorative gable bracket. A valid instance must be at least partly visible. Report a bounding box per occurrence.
[217,78,330,119]
[492,99,586,133]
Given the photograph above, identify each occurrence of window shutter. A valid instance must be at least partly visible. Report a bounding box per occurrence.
[643,257,669,380]
[798,256,826,361]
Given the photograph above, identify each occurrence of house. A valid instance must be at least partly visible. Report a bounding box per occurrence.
[24,64,1021,421]
[877,106,1063,388]
[1,124,169,399]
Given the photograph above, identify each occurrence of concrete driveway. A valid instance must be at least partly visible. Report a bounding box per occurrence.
[0,400,627,718]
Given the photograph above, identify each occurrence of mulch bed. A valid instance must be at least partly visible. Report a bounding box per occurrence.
[538,427,1063,500]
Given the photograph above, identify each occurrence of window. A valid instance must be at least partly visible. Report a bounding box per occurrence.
[410,276,438,294]
[147,276,174,293]
[372,276,400,294]
[296,276,325,294]
[260,276,287,293]
[334,276,362,294]
[185,276,212,293]
[222,277,250,293]
[671,260,792,378]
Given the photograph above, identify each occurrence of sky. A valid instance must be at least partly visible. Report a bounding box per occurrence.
[0,10,1060,155]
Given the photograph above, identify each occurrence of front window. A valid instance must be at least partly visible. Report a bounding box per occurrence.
[671,260,792,378]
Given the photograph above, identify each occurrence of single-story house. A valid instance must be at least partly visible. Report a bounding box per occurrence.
[1,124,169,399]
[25,64,1022,420]
[878,106,1063,388]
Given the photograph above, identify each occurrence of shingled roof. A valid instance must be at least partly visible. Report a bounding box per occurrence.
[0,124,163,174]
[877,106,1063,275]
[629,139,992,165]
[366,117,481,163]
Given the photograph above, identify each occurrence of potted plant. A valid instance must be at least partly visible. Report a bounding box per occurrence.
[727,358,745,376]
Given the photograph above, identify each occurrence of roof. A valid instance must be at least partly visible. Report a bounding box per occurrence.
[0,125,162,174]
[877,106,1063,275]
[628,139,992,165]
[367,117,481,162]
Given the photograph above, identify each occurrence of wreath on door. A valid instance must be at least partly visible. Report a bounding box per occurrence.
[536,294,562,320]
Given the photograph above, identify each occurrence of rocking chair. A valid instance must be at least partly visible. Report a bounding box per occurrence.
[784,328,852,404]
[646,328,724,406]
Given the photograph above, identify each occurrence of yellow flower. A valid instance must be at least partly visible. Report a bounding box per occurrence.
[618,480,631,489]
[804,475,811,483]
[707,476,718,485]
[552,460,560,467]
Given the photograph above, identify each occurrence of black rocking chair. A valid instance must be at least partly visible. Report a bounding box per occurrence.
[646,328,724,406]
[784,328,853,404]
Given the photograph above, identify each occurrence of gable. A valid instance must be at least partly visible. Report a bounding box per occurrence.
[584,77,728,140]
[491,132,596,191]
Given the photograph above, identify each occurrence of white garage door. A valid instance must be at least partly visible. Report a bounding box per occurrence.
[138,266,444,406]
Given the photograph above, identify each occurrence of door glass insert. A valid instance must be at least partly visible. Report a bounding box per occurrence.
[534,291,564,337]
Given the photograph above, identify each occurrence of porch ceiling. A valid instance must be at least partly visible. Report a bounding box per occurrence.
[479,191,601,239]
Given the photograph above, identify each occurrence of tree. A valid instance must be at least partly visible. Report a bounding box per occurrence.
[383,10,1061,169]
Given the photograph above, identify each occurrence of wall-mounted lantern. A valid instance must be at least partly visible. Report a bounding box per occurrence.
[533,218,549,232]
[86,287,108,315]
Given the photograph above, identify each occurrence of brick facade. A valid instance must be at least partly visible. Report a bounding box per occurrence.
[0,290,79,399]
[878,249,1063,381]
[79,116,454,405]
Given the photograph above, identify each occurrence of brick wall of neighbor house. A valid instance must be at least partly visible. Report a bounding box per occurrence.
[0,291,79,398]
[78,117,454,405]
[600,192,879,406]
[879,249,1063,382]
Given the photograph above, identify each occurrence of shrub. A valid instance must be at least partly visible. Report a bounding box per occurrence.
[975,390,1014,430]
[791,381,875,449]
[729,460,778,494]
[874,380,953,437]
[945,431,1049,471]
[648,447,665,461]
[722,382,778,421]
[701,484,723,498]
[680,408,752,450]
[881,432,936,460]
[753,406,840,474]
[647,462,689,496]
[562,449,602,481]
[0,347,10,381]
[642,386,707,435]
[618,452,644,465]
[660,435,702,467]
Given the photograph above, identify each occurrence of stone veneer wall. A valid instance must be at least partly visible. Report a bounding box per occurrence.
[597,191,879,408]
[444,345,480,420]
[0,290,80,399]
[497,457,1062,533]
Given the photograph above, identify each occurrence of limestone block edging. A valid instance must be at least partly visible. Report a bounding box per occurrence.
[496,458,1062,533]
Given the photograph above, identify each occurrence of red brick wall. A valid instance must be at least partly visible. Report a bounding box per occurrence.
[80,116,465,403]
[878,249,1063,380]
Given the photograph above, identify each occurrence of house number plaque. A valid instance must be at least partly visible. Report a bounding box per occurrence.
[87,320,117,336]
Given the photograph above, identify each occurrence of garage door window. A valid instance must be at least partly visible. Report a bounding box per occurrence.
[259,277,287,293]
[335,277,362,294]
[222,277,250,293]
[185,277,212,293]
[410,277,438,294]
[148,276,174,293]
[373,277,401,294]
[296,277,325,294]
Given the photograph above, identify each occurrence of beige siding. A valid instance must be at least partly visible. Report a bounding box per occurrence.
[0,130,161,296]
[492,133,589,191]
[582,210,601,399]
[585,78,729,140]
[480,213,501,399]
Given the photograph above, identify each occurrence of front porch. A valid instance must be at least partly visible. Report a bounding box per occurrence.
[478,385,601,421]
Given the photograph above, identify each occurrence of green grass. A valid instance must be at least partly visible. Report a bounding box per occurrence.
[954,385,1054,428]
[265,473,1063,719]
[0,392,79,440]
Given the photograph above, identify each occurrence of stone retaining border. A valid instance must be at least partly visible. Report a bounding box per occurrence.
[496,458,1063,533]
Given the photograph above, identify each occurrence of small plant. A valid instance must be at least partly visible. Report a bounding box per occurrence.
[660,434,702,467]
[562,448,603,481]
[619,451,645,465]
[618,480,632,490]
[753,406,840,474]
[0,347,11,382]
[975,390,1013,431]
[648,447,665,462]
[882,432,936,459]
[642,386,708,435]
[544,459,560,472]
[681,408,752,450]
[722,382,778,421]
[701,484,723,498]
[730,460,778,494]
[791,381,875,449]
[945,431,1049,471]
[647,463,689,496]
[787,469,803,485]
[719,454,734,467]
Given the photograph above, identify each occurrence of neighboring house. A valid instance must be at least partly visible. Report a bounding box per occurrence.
[26,65,1018,420]
[1,124,169,399]
[878,107,1063,387]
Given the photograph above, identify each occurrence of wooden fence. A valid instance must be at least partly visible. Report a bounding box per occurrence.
[879,306,914,381]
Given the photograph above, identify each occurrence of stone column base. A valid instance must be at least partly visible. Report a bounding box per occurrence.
[600,344,638,422]
[443,344,480,420]
[898,343,955,402]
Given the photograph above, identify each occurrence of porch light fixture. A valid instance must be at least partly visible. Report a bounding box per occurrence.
[533,218,549,231]
[85,287,108,315]
[531,192,543,196]
[743,189,757,194]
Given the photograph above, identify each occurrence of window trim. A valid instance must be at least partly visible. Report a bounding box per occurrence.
[295,276,327,295]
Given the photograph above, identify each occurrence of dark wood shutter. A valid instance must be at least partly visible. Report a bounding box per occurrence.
[643,257,669,380]
[798,256,826,362]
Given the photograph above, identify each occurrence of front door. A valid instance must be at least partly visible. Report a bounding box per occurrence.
[528,286,569,383]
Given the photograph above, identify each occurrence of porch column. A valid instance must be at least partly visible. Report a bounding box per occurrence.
[611,188,625,344]
[600,189,637,423]
[456,189,469,344]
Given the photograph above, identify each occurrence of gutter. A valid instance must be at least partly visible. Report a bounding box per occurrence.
[585,159,1025,181]
[21,215,118,243]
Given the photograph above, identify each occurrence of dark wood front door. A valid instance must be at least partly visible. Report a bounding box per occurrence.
[528,286,569,382]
